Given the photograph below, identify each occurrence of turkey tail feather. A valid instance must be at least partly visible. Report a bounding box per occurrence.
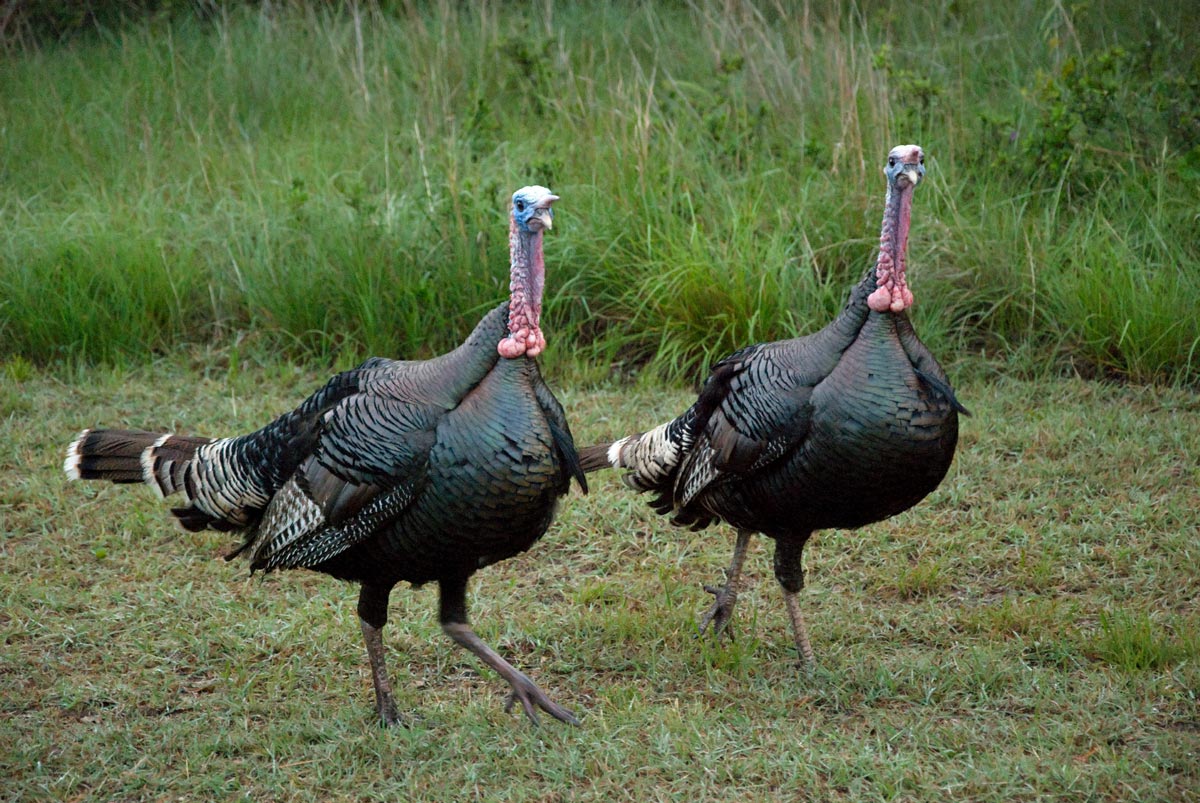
[64,429,161,484]
[66,423,297,534]
[143,434,214,497]
[577,442,616,473]
[64,428,212,496]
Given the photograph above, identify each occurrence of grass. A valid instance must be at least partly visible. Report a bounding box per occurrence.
[2,361,1198,801]
[1,0,1198,383]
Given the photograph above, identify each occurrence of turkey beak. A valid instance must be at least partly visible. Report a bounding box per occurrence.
[901,165,923,187]
[532,196,558,231]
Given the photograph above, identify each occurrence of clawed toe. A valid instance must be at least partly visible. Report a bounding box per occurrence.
[442,621,578,727]
[505,676,579,726]
[697,582,738,639]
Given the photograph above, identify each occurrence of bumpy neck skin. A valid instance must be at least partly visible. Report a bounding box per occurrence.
[498,217,546,359]
[866,173,916,314]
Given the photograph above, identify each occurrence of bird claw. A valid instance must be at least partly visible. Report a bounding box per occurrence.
[697,581,738,641]
[503,674,579,726]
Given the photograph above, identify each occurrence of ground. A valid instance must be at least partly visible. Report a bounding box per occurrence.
[1,363,1197,802]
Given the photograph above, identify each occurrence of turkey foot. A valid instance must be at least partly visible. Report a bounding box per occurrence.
[698,580,739,639]
[697,529,753,640]
[501,669,579,726]
[443,622,579,726]
[376,690,401,727]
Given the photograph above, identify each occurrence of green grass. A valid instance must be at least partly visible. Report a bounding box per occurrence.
[1,0,1198,383]
[2,362,1198,801]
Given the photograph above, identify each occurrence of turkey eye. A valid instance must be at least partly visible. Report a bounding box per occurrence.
[515,200,526,212]
[919,155,925,165]
[888,157,896,167]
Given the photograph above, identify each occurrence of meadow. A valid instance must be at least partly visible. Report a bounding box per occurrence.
[2,362,1198,802]
[1,1,1199,801]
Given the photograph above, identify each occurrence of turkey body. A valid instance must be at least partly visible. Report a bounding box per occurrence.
[309,311,574,590]
[581,146,965,666]
[684,299,959,538]
[65,186,584,726]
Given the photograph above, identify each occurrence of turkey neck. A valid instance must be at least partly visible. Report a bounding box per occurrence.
[865,173,916,314]
[502,214,546,358]
[810,176,919,357]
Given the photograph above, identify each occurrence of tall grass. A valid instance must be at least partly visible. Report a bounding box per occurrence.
[1,0,1197,383]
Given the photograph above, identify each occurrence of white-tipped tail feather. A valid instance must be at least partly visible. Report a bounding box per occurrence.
[62,428,166,485]
[606,437,629,468]
[141,433,173,497]
[61,427,262,531]
[578,414,697,499]
[607,420,690,492]
[63,429,90,481]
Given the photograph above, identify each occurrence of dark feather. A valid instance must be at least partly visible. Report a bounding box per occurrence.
[915,368,971,416]
[578,443,612,473]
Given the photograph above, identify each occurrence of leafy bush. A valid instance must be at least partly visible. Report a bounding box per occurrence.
[985,12,1200,200]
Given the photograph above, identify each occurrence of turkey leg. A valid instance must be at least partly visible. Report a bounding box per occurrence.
[773,536,815,669]
[439,575,578,726]
[357,584,402,727]
[698,529,753,638]
[782,588,815,668]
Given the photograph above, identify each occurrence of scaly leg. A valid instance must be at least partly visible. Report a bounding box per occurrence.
[782,588,815,669]
[439,575,578,726]
[358,584,401,727]
[773,535,815,670]
[698,529,753,639]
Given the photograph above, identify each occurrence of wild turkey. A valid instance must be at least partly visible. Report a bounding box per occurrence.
[63,186,587,726]
[580,145,967,666]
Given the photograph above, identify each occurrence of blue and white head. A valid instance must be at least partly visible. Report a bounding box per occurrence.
[885,144,925,190]
[511,185,558,234]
